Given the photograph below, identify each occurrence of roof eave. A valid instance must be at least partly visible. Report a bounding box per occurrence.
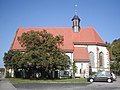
[74,59,89,62]
[73,42,106,46]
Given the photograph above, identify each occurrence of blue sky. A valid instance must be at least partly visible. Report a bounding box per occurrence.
[0,0,120,68]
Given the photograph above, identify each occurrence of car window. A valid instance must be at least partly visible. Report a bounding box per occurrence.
[95,72,103,76]
[95,72,111,76]
[105,72,111,76]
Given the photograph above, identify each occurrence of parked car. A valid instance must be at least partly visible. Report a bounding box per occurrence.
[88,71,113,83]
[111,72,117,81]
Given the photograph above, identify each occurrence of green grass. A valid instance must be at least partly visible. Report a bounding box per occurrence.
[7,78,88,84]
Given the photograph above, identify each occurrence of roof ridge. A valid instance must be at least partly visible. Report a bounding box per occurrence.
[18,27,72,29]
[18,27,95,29]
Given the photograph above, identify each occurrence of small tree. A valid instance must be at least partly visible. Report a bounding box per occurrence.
[3,50,23,77]
[72,61,77,78]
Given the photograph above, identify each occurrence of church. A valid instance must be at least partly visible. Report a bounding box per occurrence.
[10,15,110,78]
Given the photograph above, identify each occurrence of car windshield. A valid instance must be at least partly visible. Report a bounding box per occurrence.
[95,71,111,76]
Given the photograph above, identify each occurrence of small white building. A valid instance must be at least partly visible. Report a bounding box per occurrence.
[10,15,110,78]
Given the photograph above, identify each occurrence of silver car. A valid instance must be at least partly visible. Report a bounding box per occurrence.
[88,71,113,83]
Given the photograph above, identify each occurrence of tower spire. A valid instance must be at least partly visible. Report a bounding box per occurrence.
[75,4,77,15]
[72,1,80,32]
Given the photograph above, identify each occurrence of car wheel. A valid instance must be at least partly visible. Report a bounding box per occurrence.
[107,78,112,83]
[90,78,93,83]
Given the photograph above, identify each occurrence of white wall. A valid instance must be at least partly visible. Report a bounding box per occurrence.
[75,62,89,78]
[88,45,110,72]
[97,46,110,71]
[65,52,73,63]
[88,45,97,72]
[66,44,110,78]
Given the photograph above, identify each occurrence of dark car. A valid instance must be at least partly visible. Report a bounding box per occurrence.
[88,71,113,83]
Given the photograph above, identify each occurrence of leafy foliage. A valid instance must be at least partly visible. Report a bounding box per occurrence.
[111,38,120,62]
[3,30,69,79]
[18,30,68,70]
[72,61,77,78]
[3,50,23,69]
[108,38,120,74]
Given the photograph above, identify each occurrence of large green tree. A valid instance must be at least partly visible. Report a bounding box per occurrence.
[109,38,120,74]
[18,30,68,69]
[18,30,68,78]
[111,38,120,62]
[4,30,69,79]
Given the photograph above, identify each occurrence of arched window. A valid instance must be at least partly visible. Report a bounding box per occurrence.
[89,52,95,67]
[99,52,104,67]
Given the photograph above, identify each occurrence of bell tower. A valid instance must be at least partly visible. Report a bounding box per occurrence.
[72,15,80,32]
[72,4,80,32]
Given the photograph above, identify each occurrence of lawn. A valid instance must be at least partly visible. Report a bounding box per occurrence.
[7,78,88,84]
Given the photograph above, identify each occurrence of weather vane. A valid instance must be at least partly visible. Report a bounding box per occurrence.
[74,0,78,15]
[75,4,77,15]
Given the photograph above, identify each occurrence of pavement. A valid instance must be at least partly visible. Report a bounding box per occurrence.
[0,78,17,90]
[0,76,120,90]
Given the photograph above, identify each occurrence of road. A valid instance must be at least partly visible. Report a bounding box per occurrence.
[0,76,120,90]
[13,76,120,90]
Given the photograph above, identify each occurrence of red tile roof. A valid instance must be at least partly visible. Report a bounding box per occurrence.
[73,27,105,45]
[10,27,106,52]
[73,47,89,61]
[11,28,74,51]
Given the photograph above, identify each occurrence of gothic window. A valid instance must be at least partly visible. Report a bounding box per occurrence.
[99,52,104,66]
[89,52,95,67]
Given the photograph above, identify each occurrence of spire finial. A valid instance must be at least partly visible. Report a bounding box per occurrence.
[72,0,80,32]
[75,4,77,15]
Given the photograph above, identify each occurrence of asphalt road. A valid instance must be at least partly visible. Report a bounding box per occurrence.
[14,76,120,90]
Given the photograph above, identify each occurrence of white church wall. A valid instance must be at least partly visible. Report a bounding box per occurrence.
[72,44,110,77]
[65,52,73,63]
[87,45,98,72]
[74,45,87,48]
[65,52,73,71]
[97,46,110,71]
[75,62,89,78]
[88,45,110,72]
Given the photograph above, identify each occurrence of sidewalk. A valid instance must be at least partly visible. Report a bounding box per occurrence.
[0,78,17,90]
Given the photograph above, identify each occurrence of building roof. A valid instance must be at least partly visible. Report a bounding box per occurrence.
[72,15,80,21]
[11,28,74,52]
[73,27,106,45]
[10,27,106,52]
[73,47,89,62]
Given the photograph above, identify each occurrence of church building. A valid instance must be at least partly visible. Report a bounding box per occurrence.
[10,15,110,78]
